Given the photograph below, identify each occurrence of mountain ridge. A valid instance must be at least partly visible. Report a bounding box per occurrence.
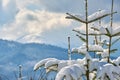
[0,39,68,79]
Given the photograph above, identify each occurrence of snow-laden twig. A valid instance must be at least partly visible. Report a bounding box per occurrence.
[66,10,117,24]
[112,57,120,66]
[96,49,109,58]
[34,58,57,71]
[72,44,103,54]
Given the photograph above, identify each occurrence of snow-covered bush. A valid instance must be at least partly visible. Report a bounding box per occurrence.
[34,56,120,80]
[34,0,120,80]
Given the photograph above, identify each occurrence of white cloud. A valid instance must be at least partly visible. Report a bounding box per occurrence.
[16,9,71,33]
[0,0,119,48]
[0,9,72,44]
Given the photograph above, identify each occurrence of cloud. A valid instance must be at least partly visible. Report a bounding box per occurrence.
[0,9,72,43]
[23,10,70,33]
[0,0,119,48]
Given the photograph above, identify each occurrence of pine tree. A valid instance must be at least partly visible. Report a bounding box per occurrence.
[34,0,120,80]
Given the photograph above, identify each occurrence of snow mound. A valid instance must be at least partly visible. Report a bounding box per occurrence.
[55,64,86,80]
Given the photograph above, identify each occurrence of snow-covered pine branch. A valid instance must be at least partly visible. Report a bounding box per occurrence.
[66,10,117,24]
[55,64,86,80]
[72,44,103,54]
[97,63,120,80]
[34,58,57,71]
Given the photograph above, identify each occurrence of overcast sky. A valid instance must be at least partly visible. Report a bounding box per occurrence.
[0,0,120,48]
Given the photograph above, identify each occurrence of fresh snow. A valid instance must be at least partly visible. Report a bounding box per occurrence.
[72,44,103,55]
[55,64,86,80]
[91,24,120,36]
[88,44,103,52]
[88,28,100,35]
[96,49,109,58]
[112,26,120,36]
[97,63,120,80]
[74,23,120,36]
[33,58,57,71]
[73,25,106,35]
[88,10,110,21]
[34,56,120,80]
[113,57,120,66]
[66,10,112,23]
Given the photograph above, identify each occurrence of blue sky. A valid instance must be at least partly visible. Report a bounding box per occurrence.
[0,0,120,48]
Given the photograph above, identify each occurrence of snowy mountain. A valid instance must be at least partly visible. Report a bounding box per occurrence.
[0,39,68,79]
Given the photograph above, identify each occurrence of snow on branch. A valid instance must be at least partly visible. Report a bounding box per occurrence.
[111,26,120,37]
[33,58,57,71]
[112,57,120,66]
[45,59,60,72]
[96,49,109,58]
[73,27,106,36]
[55,64,86,80]
[72,44,103,55]
[73,24,120,37]
[88,10,117,23]
[34,57,87,73]
[66,13,86,23]
[33,56,120,80]
[66,10,117,24]
[89,59,107,72]
[94,25,120,37]
[97,64,120,80]
[88,44,103,52]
